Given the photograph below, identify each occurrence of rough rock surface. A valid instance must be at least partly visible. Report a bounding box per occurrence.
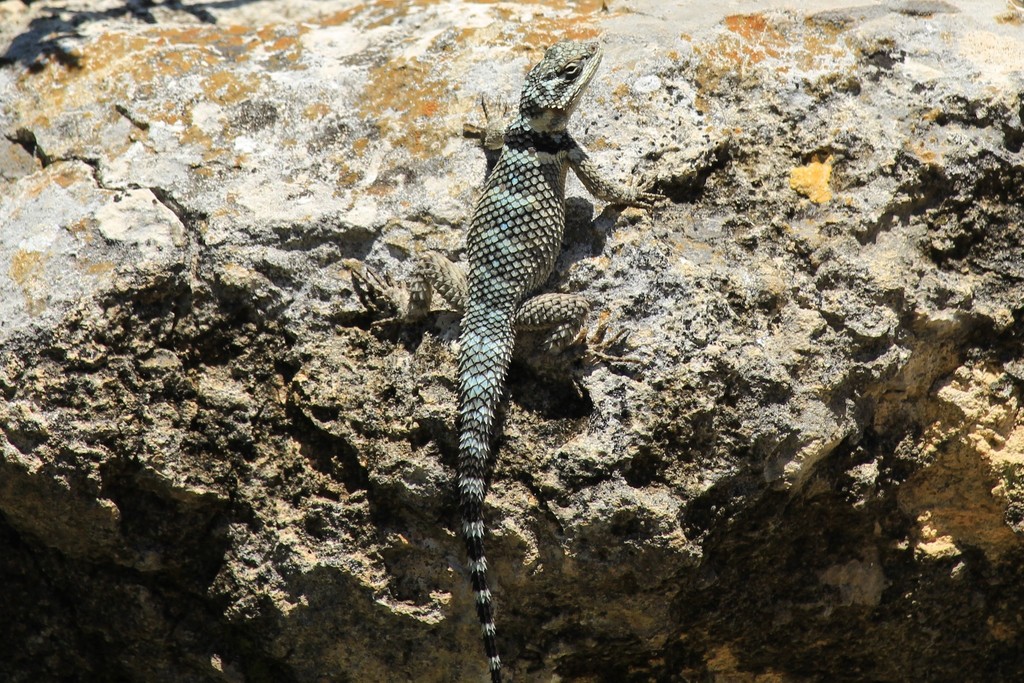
[2,0,1024,681]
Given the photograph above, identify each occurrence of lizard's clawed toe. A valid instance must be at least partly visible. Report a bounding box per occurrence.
[582,317,639,366]
[348,262,404,318]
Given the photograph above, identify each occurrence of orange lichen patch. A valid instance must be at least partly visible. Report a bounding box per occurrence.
[419,100,441,118]
[10,250,49,315]
[691,14,786,104]
[180,124,222,163]
[9,250,45,286]
[327,0,609,32]
[16,163,93,202]
[14,23,293,161]
[510,22,603,51]
[907,140,941,165]
[336,165,361,190]
[66,218,93,241]
[466,0,606,9]
[92,30,223,84]
[257,24,296,49]
[722,14,786,62]
[358,8,601,163]
[693,13,850,102]
[256,24,308,70]
[364,0,437,30]
[80,260,116,276]
[154,24,255,60]
[52,165,85,189]
[789,156,833,204]
[794,19,847,72]
[724,13,783,51]
[320,7,361,27]
[360,56,450,159]
[202,70,264,106]
[304,103,330,120]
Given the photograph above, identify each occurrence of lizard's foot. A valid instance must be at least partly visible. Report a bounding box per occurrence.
[463,95,512,151]
[347,261,407,319]
[622,173,668,212]
[581,314,639,366]
[479,95,512,125]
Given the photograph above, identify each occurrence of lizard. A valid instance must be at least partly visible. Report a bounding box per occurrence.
[353,39,660,682]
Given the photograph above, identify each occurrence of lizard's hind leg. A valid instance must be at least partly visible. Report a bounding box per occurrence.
[515,293,590,353]
[407,251,467,318]
[516,294,635,364]
[351,252,466,320]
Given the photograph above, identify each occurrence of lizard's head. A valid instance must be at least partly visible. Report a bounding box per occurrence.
[520,40,603,133]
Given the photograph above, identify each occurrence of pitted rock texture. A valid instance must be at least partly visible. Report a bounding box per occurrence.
[2,1,1024,681]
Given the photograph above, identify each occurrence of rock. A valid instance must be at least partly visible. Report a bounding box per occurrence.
[1,1,1023,681]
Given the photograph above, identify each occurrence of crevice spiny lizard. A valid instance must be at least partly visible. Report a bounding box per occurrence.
[353,39,661,682]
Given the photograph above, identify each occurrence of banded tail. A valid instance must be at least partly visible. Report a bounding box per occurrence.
[457,308,516,683]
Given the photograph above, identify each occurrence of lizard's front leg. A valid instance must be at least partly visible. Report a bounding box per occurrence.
[568,146,663,210]
[463,96,513,178]
[462,96,511,152]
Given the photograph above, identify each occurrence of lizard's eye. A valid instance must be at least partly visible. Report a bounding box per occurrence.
[562,62,582,78]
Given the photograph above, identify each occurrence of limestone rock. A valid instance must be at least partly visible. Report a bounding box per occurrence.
[2,1,1024,681]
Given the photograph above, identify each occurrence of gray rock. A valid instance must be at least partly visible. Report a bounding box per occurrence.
[2,1,1024,681]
